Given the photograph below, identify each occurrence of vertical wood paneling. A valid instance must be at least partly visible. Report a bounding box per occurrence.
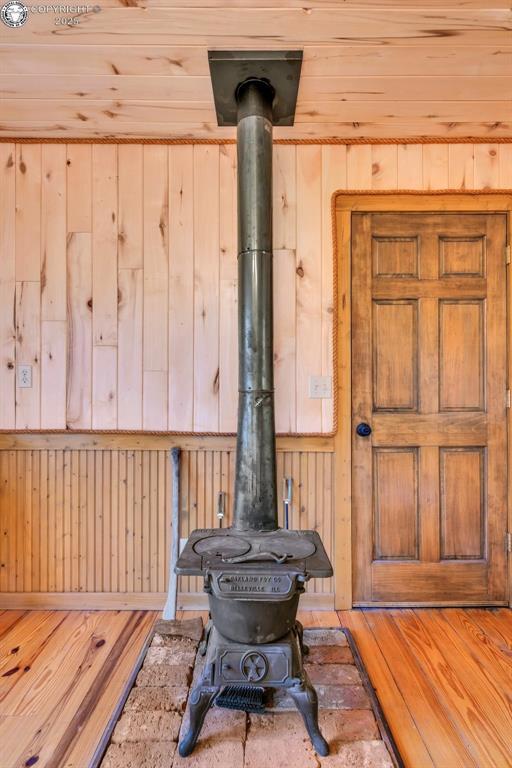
[15,145,41,282]
[423,144,449,189]
[91,146,118,346]
[41,321,67,429]
[40,450,49,591]
[117,152,144,429]
[371,145,398,190]
[346,144,372,189]
[41,145,66,322]
[118,145,143,269]
[218,144,238,433]
[449,144,474,189]
[474,145,500,190]
[296,146,322,432]
[117,268,143,429]
[193,145,220,432]
[41,146,67,429]
[273,145,297,251]
[274,249,297,433]
[168,146,194,432]
[321,145,346,432]
[0,445,333,598]
[143,146,168,429]
[274,145,297,434]
[92,346,117,429]
[92,146,118,428]
[66,233,92,429]
[67,145,91,233]
[499,145,512,187]
[15,282,40,430]
[0,142,510,435]
[142,372,167,431]
[397,144,423,189]
[0,144,16,430]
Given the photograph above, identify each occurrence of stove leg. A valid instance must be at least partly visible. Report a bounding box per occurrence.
[288,674,329,756]
[178,685,219,757]
[295,620,309,655]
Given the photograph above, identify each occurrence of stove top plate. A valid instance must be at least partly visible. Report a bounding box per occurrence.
[176,528,333,578]
[193,535,251,558]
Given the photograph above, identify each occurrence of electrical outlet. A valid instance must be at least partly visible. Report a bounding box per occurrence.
[309,375,332,399]
[17,364,32,389]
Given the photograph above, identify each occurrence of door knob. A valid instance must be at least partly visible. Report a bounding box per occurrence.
[356,422,372,437]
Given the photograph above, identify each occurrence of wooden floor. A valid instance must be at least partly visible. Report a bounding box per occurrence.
[340,608,512,768]
[0,608,510,768]
[0,610,156,768]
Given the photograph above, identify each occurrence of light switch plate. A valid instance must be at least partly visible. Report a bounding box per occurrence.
[17,364,32,388]
[309,375,332,399]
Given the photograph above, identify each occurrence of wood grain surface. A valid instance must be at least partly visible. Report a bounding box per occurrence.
[340,607,512,768]
[1,4,512,139]
[0,609,156,768]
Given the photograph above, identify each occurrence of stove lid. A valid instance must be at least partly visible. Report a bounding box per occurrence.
[176,528,333,578]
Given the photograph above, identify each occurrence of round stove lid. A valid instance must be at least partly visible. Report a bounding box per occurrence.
[253,533,317,559]
[193,535,251,559]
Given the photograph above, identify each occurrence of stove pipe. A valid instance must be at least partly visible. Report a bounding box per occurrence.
[233,78,278,533]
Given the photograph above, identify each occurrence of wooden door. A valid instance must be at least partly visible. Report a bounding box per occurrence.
[352,212,508,604]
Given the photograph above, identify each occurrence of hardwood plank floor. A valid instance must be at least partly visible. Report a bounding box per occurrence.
[339,608,512,768]
[0,607,510,768]
[0,610,156,768]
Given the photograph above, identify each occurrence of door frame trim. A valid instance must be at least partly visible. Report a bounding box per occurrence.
[333,191,512,609]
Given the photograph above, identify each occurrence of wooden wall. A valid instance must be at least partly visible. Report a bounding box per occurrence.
[1,140,512,609]
[0,437,334,607]
[1,142,509,437]
[0,142,336,435]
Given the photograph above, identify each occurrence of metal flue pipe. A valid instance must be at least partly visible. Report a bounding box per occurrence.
[232,78,278,532]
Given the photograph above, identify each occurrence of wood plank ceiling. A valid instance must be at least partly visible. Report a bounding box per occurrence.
[1,1,511,139]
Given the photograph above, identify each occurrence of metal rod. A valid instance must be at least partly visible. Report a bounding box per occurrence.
[217,491,226,528]
[282,477,293,530]
[163,446,181,620]
[233,78,278,532]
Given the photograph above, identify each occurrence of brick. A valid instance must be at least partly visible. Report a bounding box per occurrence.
[319,710,379,743]
[317,685,371,710]
[151,635,197,651]
[245,712,318,768]
[179,706,246,743]
[319,739,394,767]
[172,740,244,768]
[306,663,361,686]
[146,645,197,667]
[153,617,204,643]
[102,741,176,768]
[272,685,370,711]
[136,663,192,688]
[303,629,348,647]
[111,711,181,743]
[306,645,354,665]
[124,685,189,713]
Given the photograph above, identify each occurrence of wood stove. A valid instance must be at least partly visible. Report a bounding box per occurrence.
[176,51,333,757]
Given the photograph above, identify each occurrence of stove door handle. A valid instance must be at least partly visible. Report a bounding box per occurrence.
[223,551,291,564]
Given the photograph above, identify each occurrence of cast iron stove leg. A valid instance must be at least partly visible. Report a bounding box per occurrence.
[178,684,219,757]
[288,672,329,756]
[295,620,309,655]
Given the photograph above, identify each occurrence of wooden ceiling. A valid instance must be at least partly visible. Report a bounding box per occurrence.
[1,1,512,140]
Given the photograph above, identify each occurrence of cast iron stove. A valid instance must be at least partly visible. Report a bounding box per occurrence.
[175,51,333,758]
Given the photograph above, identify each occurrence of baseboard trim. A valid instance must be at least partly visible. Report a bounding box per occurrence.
[0,591,335,611]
